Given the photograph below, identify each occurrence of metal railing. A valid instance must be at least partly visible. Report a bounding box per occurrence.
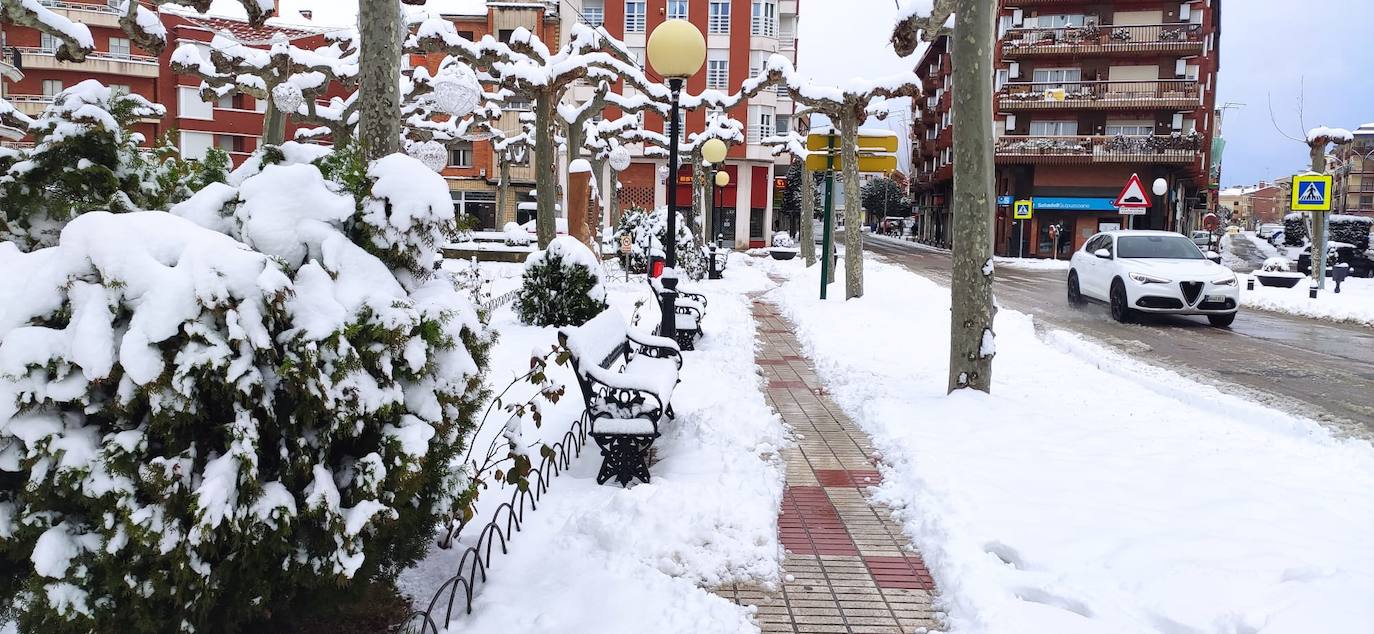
[1003,23,1205,52]
[19,46,158,64]
[37,0,120,13]
[995,134,1202,163]
[998,79,1201,108]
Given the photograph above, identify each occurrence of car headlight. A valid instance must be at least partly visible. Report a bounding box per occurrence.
[1212,275,1237,286]
[1129,272,1171,284]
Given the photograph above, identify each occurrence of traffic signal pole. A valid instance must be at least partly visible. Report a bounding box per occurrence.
[820,132,836,300]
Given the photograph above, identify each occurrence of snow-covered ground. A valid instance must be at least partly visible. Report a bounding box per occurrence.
[1241,275,1374,327]
[400,253,786,633]
[992,256,1071,272]
[755,255,1374,634]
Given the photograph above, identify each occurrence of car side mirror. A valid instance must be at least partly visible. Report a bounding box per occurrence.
[1093,248,1111,259]
[1206,251,1222,263]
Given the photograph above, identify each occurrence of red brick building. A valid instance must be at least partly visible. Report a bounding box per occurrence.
[569,0,800,248]
[911,0,1223,257]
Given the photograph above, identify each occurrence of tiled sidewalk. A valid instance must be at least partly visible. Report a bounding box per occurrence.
[714,298,942,633]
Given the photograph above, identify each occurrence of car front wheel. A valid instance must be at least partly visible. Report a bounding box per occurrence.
[1208,312,1237,328]
[1067,270,1085,307]
[1109,279,1134,323]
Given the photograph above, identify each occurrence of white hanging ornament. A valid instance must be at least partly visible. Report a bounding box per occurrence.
[411,141,448,173]
[272,82,303,114]
[431,64,481,117]
[609,146,632,172]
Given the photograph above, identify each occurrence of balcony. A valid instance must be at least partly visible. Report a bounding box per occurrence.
[3,95,53,116]
[18,47,160,78]
[998,79,1201,111]
[995,134,1203,165]
[36,0,122,28]
[1002,23,1205,57]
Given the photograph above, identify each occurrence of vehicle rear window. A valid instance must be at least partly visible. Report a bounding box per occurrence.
[1117,236,1205,259]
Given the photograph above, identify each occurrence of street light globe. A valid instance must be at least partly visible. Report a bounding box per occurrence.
[1152,177,1168,196]
[701,138,728,164]
[715,170,730,187]
[646,20,706,79]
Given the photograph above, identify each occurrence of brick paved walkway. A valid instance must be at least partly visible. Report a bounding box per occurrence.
[714,297,942,633]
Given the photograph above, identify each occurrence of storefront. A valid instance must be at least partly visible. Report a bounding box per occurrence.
[1000,196,1128,258]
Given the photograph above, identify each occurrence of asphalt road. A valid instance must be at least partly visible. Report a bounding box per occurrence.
[862,236,1374,433]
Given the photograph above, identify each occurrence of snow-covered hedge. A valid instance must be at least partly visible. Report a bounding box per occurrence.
[614,207,707,281]
[0,80,221,251]
[0,145,491,632]
[1282,212,1372,250]
[515,236,608,327]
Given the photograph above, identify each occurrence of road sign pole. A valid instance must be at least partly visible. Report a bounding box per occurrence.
[820,132,836,300]
[1018,222,1024,259]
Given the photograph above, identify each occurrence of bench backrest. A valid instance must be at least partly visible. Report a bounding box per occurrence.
[560,309,633,402]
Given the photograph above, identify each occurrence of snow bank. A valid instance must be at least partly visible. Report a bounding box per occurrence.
[1241,275,1374,327]
[400,255,785,632]
[764,256,1374,634]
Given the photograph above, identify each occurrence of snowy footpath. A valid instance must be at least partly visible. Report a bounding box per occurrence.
[1240,275,1374,328]
[398,255,787,633]
[753,255,1374,634]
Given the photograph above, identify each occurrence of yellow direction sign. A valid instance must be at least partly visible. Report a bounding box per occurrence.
[805,153,898,173]
[1013,199,1033,220]
[806,132,899,153]
[1290,173,1333,211]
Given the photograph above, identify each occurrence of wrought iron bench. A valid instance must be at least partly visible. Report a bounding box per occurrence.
[648,274,706,350]
[559,309,682,486]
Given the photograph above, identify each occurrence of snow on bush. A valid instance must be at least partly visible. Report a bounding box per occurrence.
[515,236,608,327]
[771,232,796,249]
[614,206,707,281]
[503,221,532,246]
[0,80,172,250]
[0,147,491,632]
[1262,256,1293,272]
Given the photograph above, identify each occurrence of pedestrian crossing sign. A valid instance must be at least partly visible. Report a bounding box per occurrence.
[1291,174,1333,211]
[1013,200,1033,220]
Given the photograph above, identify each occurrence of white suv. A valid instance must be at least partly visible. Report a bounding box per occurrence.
[1067,230,1240,327]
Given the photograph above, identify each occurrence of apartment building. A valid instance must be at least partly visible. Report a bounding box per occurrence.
[911,0,1223,257]
[567,0,800,248]
[1337,122,1374,216]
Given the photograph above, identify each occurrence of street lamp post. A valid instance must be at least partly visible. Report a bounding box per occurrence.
[647,20,706,341]
[714,168,731,243]
[701,137,728,243]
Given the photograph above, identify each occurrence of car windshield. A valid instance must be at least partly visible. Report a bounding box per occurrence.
[1117,235,1205,259]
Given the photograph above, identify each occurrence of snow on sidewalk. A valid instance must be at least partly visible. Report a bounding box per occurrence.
[1240,275,1374,327]
[757,255,1374,634]
[400,255,787,633]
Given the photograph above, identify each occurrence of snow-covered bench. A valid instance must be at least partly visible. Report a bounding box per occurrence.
[648,275,706,350]
[559,309,682,486]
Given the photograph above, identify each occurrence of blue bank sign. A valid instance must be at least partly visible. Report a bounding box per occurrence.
[1032,197,1119,212]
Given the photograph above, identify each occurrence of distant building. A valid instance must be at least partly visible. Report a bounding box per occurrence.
[1218,181,1284,228]
[1337,122,1374,217]
[911,0,1223,257]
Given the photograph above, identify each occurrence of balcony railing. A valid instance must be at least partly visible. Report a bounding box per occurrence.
[998,79,1201,110]
[995,134,1203,164]
[20,46,158,65]
[38,0,121,13]
[1003,23,1205,55]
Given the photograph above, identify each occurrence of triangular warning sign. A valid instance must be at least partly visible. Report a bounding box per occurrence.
[1114,174,1152,208]
[1299,182,1325,203]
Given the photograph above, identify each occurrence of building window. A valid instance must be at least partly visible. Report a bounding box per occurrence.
[110,84,130,96]
[1029,14,1086,28]
[180,131,213,161]
[751,1,776,37]
[41,80,63,97]
[217,134,246,153]
[178,85,213,120]
[706,57,729,90]
[450,142,474,167]
[452,191,498,229]
[581,0,604,27]
[709,1,731,33]
[775,116,790,136]
[40,33,59,53]
[625,1,646,32]
[748,105,775,142]
[457,30,475,41]
[1105,121,1153,137]
[1032,67,1082,90]
[663,109,685,144]
[1029,120,1078,136]
[108,37,131,59]
[667,0,688,21]
[498,29,516,44]
[506,97,532,111]
[1361,195,1373,208]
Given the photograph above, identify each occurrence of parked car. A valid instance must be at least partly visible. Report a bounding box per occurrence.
[1267,230,1285,247]
[1067,231,1240,327]
[1190,230,1213,250]
[1296,243,1374,278]
[1257,223,1282,239]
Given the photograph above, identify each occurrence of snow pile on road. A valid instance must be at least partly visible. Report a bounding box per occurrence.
[1241,275,1374,327]
[764,256,1374,634]
[400,255,786,633]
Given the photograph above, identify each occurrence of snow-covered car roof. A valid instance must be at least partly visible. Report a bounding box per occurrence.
[1102,230,1189,238]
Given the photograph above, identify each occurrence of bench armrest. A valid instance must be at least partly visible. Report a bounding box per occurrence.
[626,326,683,369]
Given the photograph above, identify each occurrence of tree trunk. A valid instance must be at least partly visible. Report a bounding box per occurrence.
[690,157,706,243]
[357,0,402,161]
[1308,142,1327,289]
[533,92,557,248]
[262,99,286,146]
[498,153,510,228]
[947,0,997,394]
[801,160,816,266]
[839,111,863,299]
[589,157,607,245]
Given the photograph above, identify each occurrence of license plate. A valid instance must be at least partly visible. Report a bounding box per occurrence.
[1205,294,1227,302]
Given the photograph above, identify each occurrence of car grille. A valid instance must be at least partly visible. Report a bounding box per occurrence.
[1180,281,1204,305]
[1137,296,1185,309]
